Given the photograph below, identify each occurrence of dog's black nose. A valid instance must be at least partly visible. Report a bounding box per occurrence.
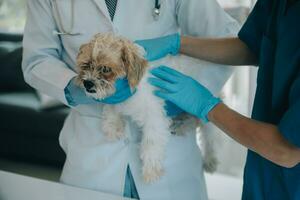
[83,80,94,90]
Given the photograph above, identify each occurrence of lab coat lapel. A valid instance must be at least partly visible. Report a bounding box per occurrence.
[91,0,113,25]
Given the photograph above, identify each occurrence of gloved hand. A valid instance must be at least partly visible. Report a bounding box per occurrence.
[148,66,221,123]
[64,77,135,106]
[164,101,184,117]
[135,33,180,61]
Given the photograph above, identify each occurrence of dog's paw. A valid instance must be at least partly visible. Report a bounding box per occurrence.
[141,150,165,183]
[203,155,218,173]
[142,162,164,183]
[140,143,165,183]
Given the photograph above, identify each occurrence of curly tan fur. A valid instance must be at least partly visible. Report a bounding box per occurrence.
[75,33,148,98]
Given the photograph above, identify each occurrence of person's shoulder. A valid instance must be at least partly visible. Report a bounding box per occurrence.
[247,0,274,21]
[254,0,274,11]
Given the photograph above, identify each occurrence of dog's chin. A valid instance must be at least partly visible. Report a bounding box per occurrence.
[85,92,101,100]
[85,87,116,100]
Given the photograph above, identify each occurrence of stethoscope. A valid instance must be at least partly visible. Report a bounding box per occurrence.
[153,0,161,21]
[52,0,161,36]
[52,0,81,36]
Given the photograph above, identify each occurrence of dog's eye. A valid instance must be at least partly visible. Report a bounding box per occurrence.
[100,66,112,73]
[81,63,90,70]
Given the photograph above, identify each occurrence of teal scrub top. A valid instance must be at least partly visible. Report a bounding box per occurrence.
[238,0,300,199]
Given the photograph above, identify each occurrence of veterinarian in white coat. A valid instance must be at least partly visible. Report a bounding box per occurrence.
[22,0,239,199]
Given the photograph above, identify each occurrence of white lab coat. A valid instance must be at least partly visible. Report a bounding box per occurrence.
[22,0,240,199]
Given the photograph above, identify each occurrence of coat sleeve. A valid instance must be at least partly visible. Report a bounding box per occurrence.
[175,0,240,38]
[238,0,272,58]
[22,0,77,105]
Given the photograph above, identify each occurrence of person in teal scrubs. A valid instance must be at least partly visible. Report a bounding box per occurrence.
[137,0,300,199]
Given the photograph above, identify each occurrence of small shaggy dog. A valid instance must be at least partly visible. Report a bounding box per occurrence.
[75,33,218,183]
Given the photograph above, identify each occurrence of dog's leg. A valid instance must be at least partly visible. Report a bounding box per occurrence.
[140,116,170,183]
[199,127,218,173]
[101,105,125,141]
[139,88,171,183]
[122,101,170,183]
[119,75,171,183]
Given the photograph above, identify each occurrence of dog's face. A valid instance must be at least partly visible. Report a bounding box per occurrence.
[75,33,148,99]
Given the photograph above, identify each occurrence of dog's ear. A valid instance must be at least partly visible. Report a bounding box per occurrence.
[75,43,94,87]
[77,42,93,67]
[121,44,148,90]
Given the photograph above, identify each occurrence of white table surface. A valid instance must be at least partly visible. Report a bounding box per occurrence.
[0,170,243,200]
[0,170,131,200]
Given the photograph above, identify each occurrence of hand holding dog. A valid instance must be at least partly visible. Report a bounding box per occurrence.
[149,66,221,123]
[164,101,184,117]
[65,78,135,106]
[135,33,180,61]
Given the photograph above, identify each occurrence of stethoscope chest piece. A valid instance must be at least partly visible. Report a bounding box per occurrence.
[153,7,160,20]
[153,0,161,21]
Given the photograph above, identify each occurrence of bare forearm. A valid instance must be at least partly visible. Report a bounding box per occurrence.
[180,36,258,66]
[208,103,300,168]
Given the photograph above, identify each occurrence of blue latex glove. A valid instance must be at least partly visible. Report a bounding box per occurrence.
[64,77,135,106]
[135,33,180,61]
[164,101,184,117]
[148,66,221,123]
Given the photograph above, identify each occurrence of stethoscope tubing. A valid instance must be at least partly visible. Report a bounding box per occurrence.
[52,0,161,35]
[52,0,81,35]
